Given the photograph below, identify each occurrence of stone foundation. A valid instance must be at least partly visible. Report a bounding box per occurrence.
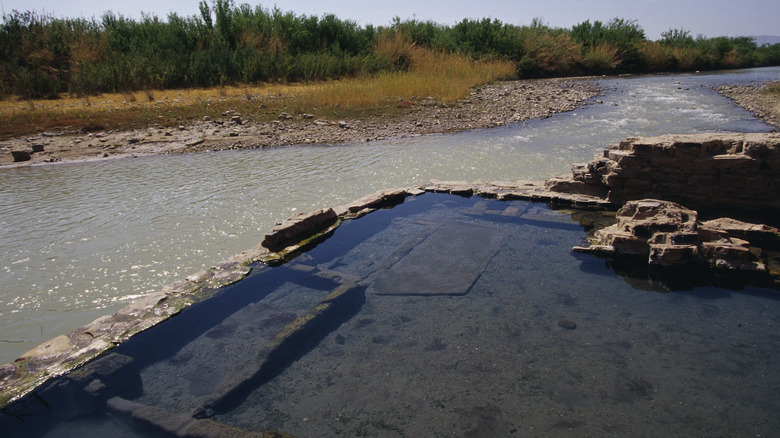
[546,133,780,220]
[574,199,776,271]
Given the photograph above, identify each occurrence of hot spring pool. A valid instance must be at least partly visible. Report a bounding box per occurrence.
[4,193,779,437]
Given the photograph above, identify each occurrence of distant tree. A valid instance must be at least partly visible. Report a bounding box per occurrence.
[660,28,695,47]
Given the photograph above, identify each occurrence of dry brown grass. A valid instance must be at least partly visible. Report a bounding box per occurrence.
[670,46,705,70]
[582,43,621,72]
[290,50,515,111]
[637,41,674,71]
[0,47,516,138]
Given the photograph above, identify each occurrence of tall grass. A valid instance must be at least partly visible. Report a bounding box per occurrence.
[582,43,620,73]
[310,51,515,107]
[253,44,515,111]
[0,43,516,137]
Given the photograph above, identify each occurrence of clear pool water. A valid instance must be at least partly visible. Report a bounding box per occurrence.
[3,193,778,437]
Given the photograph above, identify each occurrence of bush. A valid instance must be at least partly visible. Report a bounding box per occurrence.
[1,5,778,99]
[518,24,581,76]
[582,43,620,73]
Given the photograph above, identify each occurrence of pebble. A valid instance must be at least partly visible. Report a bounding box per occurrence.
[558,320,577,330]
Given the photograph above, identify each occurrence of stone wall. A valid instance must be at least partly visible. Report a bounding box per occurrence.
[545,133,780,220]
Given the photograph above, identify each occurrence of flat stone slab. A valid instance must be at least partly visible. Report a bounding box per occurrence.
[368,221,505,296]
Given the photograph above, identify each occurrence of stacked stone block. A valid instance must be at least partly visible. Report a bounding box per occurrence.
[546,133,780,219]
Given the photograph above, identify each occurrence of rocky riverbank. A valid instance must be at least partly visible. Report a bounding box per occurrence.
[716,81,780,129]
[0,78,599,167]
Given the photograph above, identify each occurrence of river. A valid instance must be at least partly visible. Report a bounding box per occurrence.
[0,67,778,365]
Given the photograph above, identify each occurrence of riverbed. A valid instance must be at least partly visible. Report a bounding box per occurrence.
[0,67,778,365]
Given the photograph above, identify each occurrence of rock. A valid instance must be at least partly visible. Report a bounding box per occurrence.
[575,199,766,271]
[546,133,780,219]
[717,82,780,128]
[17,334,72,362]
[344,188,410,213]
[261,208,338,251]
[0,363,15,379]
[231,115,242,124]
[558,320,577,330]
[338,121,349,129]
[278,112,292,120]
[11,150,31,162]
[701,217,779,236]
[31,144,44,153]
[302,113,314,119]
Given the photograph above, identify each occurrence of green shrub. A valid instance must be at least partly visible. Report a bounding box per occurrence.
[1,5,778,99]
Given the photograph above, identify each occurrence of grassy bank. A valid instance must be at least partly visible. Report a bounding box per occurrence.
[2,1,779,137]
[0,46,515,137]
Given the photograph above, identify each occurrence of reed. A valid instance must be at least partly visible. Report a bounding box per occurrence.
[291,55,514,111]
[582,43,620,73]
[637,41,674,71]
[0,47,515,137]
[671,46,707,71]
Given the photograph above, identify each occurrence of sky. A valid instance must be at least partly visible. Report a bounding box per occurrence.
[0,0,778,41]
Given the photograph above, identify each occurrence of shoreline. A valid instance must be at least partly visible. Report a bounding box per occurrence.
[716,81,780,129]
[3,77,777,169]
[0,78,599,167]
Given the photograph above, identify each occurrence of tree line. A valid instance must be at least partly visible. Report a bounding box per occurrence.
[2,0,779,99]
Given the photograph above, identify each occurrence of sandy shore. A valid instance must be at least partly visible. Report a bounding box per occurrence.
[0,78,599,167]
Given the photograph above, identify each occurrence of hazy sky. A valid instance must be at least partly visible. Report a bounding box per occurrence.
[1,0,777,40]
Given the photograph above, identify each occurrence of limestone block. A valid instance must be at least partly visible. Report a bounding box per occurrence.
[649,243,699,265]
[261,208,337,251]
[700,239,751,261]
[345,188,409,212]
[711,154,761,171]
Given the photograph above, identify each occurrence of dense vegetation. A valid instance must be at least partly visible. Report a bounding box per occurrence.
[2,0,779,99]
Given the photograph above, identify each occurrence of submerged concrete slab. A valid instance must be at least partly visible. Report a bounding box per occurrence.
[368,221,506,296]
